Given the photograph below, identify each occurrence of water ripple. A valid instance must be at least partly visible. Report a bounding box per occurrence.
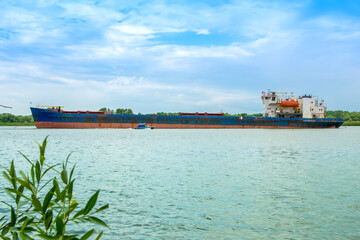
[0,127,359,239]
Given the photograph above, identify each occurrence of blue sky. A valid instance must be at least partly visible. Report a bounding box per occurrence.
[1,0,359,115]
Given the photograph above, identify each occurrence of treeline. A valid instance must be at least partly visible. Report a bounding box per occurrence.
[98,108,360,120]
[139,112,180,116]
[325,110,360,121]
[99,108,134,115]
[0,113,33,123]
[224,113,263,117]
[99,108,264,117]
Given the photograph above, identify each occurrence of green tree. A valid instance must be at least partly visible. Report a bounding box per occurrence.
[325,110,360,121]
[115,108,133,115]
[99,108,114,114]
[0,137,109,239]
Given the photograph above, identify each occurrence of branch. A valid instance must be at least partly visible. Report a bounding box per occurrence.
[0,204,33,231]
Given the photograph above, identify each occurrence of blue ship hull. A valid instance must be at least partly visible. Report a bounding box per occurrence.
[30,107,343,129]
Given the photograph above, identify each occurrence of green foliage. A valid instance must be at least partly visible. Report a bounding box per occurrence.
[93,109,360,121]
[99,108,134,115]
[0,137,109,239]
[326,110,360,121]
[98,108,114,114]
[115,108,133,115]
[223,113,263,117]
[154,112,179,116]
[342,121,360,126]
[0,114,34,124]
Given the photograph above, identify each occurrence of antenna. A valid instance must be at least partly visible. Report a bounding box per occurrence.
[0,105,12,109]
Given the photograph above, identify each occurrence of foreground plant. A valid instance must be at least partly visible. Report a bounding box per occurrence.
[0,137,109,239]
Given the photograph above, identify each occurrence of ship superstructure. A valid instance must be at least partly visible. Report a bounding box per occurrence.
[261,91,326,119]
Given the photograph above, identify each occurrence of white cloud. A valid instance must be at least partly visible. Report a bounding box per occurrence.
[65,42,254,61]
[306,15,360,41]
[0,7,59,44]
[110,25,154,35]
[328,31,360,40]
[196,29,210,35]
[1,1,360,114]
[0,59,260,114]
[59,2,124,24]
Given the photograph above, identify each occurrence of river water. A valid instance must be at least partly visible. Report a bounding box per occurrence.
[0,127,359,239]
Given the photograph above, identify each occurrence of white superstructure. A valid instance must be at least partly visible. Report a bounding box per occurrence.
[261,91,326,119]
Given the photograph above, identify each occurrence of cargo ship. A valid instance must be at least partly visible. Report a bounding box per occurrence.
[30,91,343,129]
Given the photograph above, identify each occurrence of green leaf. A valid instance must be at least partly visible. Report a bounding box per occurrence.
[55,217,64,235]
[1,200,12,208]
[4,189,16,201]
[19,231,34,240]
[38,178,53,194]
[31,166,35,185]
[65,201,78,217]
[2,171,12,185]
[10,160,15,177]
[73,209,84,219]
[41,164,60,178]
[69,165,76,183]
[14,177,32,192]
[80,229,94,240]
[17,200,28,209]
[59,189,66,202]
[10,207,16,227]
[12,232,19,240]
[85,216,109,228]
[44,209,53,231]
[65,152,72,169]
[62,235,78,240]
[52,179,61,199]
[36,234,59,240]
[94,204,109,214]
[61,169,68,184]
[31,195,42,211]
[17,216,27,223]
[35,161,41,184]
[36,136,48,166]
[5,188,30,201]
[84,190,99,215]
[18,151,34,166]
[40,156,45,166]
[10,160,17,189]
[20,217,30,231]
[19,171,29,182]
[16,185,24,205]
[42,186,55,213]
[33,224,46,235]
[68,180,75,202]
[1,226,10,236]
[95,231,103,240]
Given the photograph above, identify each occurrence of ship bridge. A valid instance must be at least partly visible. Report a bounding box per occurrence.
[261,91,325,119]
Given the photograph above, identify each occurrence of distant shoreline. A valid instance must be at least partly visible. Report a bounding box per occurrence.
[343,121,360,126]
[1,121,359,127]
[0,122,35,126]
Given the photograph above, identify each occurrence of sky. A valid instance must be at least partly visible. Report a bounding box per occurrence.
[1,0,360,115]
